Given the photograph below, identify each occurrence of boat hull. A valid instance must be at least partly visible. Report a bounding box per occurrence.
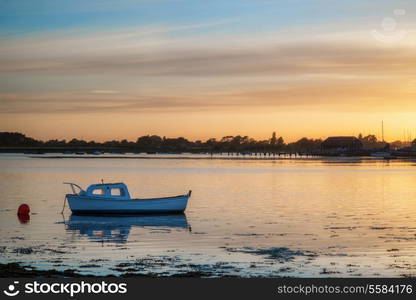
[66,194,189,214]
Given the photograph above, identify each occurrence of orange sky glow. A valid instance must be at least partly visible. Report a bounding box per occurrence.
[0,2,415,143]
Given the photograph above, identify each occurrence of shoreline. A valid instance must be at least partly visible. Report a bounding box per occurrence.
[24,155,416,161]
[0,263,240,278]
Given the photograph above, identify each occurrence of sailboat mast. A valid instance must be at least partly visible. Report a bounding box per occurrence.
[381,120,384,142]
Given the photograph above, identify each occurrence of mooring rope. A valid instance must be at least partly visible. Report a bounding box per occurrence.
[61,195,67,214]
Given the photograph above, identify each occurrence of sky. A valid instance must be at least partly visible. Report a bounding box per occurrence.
[0,0,415,142]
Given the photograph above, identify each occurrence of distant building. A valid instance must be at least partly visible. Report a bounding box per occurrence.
[321,136,363,153]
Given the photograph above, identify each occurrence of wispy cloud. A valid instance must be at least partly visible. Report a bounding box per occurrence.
[1,21,415,77]
[0,20,415,116]
[91,90,120,94]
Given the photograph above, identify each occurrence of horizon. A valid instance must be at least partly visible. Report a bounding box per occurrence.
[2,130,414,145]
[1,1,416,142]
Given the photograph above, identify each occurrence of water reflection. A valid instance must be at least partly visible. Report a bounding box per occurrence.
[64,214,189,243]
[17,214,30,224]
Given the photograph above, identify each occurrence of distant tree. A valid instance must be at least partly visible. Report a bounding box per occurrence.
[220,136,234,143]
[359,134,388,149]
[204,138,218,152]
[0,132,40,146]
[162,137,190,152]
[362,135,377,144]
[136,135,163,149]
[68,138,88,146]
[270,132,277,145]
[205,138,217,145]
[277,137,285,149]
[288,137,322,152]
[268,133,285,152]
[44,139,67,147]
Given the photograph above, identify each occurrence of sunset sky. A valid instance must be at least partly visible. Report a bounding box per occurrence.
[0,0,415,142]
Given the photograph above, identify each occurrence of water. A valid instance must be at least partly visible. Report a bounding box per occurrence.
[1,154,416,277]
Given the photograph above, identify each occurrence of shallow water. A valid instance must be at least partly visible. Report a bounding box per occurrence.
[1,154,416,277]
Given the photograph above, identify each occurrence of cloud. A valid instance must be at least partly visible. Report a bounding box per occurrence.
[91,90,120,94]
[1,22,415,77]
[0,21,415,114]
[1,72,415,115]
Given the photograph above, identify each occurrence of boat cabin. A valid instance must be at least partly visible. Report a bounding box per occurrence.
[84,183,131,200]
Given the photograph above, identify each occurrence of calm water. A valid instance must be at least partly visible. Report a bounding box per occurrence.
[1,154,416,277]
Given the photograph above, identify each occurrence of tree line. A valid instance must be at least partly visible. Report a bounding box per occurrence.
[0,131,414,153]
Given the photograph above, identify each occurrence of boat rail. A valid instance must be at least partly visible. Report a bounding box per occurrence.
[63,182,84,194]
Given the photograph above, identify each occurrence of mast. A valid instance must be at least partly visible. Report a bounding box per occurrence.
[381,120,384,142]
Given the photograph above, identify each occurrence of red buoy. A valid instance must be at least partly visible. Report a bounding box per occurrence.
[18,214,30,224]
[17,204,30,216]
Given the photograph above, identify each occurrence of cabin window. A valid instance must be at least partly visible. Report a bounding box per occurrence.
[92,188,105,195]
[111,188,123,196]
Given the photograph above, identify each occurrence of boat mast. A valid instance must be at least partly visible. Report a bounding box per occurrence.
[381,120,384,142]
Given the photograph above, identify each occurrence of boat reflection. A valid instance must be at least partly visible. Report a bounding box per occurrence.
[65,214,190,243]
